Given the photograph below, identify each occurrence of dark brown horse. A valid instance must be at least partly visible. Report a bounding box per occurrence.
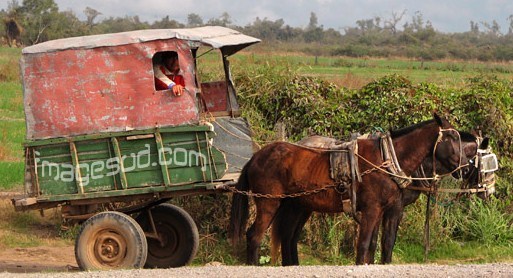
[270,131,491,266]
[229,114,464,265]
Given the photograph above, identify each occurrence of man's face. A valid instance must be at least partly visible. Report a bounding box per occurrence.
[164,57,180,74]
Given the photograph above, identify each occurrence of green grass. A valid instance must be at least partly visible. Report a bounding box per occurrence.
[0,161,24,190]
[394,241,513,264]
[0,81,24,119]
[0,120,26,161]
[0,49,24,190]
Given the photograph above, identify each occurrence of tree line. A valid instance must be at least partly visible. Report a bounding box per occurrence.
[3,0,513,61]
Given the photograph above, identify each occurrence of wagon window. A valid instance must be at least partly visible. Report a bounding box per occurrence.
[195,48,235,114]
[152,51,185,91]
[196,48,225,83]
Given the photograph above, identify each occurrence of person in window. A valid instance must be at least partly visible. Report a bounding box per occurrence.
[154,51,185,96]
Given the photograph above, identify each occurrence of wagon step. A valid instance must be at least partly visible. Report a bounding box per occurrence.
[12,197,58,211]
[12,197,37,208]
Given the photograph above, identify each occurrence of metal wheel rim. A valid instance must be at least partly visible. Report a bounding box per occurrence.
[91,229,127,267]
[148,221,179,259]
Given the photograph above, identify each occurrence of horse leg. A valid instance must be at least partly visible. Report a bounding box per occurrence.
[246,198,281,265]
[275,200,298,266]
[289,207,312,265]
[381,202,403,264]
[274,200,311,266]
[367,220,381,264]
[355,208,382,265]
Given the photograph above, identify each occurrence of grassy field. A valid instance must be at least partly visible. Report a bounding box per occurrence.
[0,46,512,266]
[232,52,513,89]
[0,47,24,191]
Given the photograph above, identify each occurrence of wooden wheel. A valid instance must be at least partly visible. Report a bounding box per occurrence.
[75,211,147,270]
[136,203,199,268]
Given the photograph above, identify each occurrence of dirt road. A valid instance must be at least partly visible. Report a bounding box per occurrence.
[0,246,77,273]
[1,263,513,277]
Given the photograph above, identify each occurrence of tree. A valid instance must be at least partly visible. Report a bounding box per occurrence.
[19,0,59,44]
[151,15,184,29]
[508,14,513,35]
[481,20,501,36]
[3,0,23,46]
[187,13,203,27]
[244,17,285,41]
[84,6,101,29]
[92,15,149,34]
[384,10,406,35]
[304,12,323,43]
[207,12,232,27]
[356,17,382,34]
[48,10,88,39]
[307,12,318,30]
[470,20,479,34]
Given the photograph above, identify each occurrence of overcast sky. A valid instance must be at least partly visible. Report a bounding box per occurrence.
[2,0,513,33]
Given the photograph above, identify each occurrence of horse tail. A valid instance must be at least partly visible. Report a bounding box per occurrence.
[270,208,282,265]
[229,161,251,246]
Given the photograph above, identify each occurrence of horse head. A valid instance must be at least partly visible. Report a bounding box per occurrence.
[431,113,467,176]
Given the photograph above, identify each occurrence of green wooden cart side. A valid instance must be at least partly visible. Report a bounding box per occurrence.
[14,124,229,210]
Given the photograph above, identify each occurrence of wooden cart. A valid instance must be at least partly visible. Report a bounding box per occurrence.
[12,26,260,270]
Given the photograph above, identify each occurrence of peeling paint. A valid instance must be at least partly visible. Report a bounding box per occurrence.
[21,28,260,140]
[23,40,201,139]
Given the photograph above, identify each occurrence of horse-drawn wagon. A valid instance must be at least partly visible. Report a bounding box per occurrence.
[11,26,260,270]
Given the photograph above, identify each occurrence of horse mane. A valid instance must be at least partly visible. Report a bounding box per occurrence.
[390,119,476,142]
[459,131,477,142]
[389,119,435,138]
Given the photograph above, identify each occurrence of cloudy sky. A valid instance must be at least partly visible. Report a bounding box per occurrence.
[2,0,513,33]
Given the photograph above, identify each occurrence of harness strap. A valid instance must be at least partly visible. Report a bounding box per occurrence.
[381,133,412,188]
[407,185,489,193]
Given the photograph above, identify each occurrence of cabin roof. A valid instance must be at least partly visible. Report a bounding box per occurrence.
[22,26,260,56]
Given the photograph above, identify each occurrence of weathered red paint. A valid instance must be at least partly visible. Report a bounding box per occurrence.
[200,81,228,112]
[22,39,199,140]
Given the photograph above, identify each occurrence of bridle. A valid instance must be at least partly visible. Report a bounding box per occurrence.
[458,137,498,198]
[356,127,467,183]
[430,127,466,181]
[410,133,498,196]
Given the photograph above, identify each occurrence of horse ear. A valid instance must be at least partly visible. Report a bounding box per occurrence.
[433,112,443,126]
[479,137,490,149]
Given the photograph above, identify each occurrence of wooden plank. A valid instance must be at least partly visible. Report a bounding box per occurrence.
[34,182,219,203]
[25,125,213,147]
[69,141,84,194]
[31,148,41,196]
[195,133,207,182]
[205,131,219,181]
[110,137,128,189]
[155,132,171,186]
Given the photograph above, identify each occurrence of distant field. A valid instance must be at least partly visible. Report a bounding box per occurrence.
[233,52,513,88]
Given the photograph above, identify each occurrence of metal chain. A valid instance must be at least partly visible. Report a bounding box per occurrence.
[222,183,337,199]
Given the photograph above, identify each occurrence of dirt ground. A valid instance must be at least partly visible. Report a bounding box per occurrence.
[0,193,78,273]
[0,246,78,273]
